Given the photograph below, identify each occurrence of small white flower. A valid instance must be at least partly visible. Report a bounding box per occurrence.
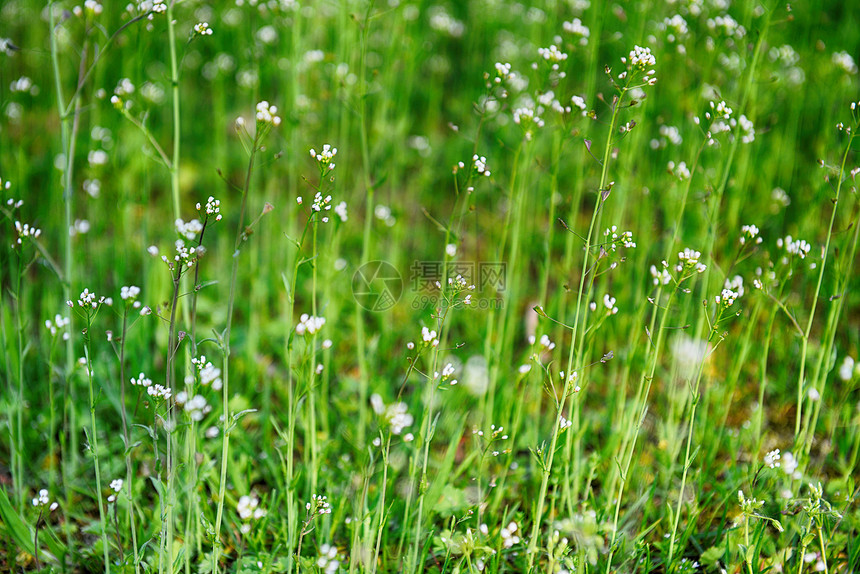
[296,314,326,336]
[192,22,213,36]
[764,449,781,469]
[255,100,281,126]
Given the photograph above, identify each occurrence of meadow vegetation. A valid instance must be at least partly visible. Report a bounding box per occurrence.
[1,0,859,572]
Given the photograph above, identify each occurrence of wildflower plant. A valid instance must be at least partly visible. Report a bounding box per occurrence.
[5,3,860,574]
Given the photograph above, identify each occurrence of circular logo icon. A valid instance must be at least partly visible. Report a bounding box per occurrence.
[352,260,402,312]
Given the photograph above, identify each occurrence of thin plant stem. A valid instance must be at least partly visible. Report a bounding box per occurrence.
[213,125,260,572]
[794,131,855,440]
[83,314,111,574]
[119,308,141,574]
[526,85,626,572]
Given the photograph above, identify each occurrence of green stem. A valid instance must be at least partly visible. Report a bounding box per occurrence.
[355,0,375,450]
[164,276,181,574]
[213,132,258,572]
[84,316,111,574]
[794,132,855,440]
[167,0,181,220]
[119,309,141,574]
[527,87,626,571]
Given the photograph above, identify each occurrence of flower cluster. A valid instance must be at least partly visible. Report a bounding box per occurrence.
[127,0,166,21]
[306,493,332,517]
[310,144,337,171]
[500,521,521,548]
[650,263,672,286]
[45,314,71,340]
[32,489,58,511]
[422,326,439,347]
[512,104,545,141]
[255,101,281,126]
[529,334,556,352]
[334,201,348,222]
[667,160,691,180]
[676,248,707,274]
[603,226,636,250]
[119,285,148,315]
[371,394,414,435]
[68,288,111,309]
[296,314,326,336]
[537,45,568,71]
[715,288,739,307]
[764,449,781,469]
[316,544,341,574]
[472,154,491,177]
[175,392,211,421]
[108,479,123,503]
[563,18,590,45]
[192,356,223,390]
[130,372,171,401]
[484,62,516,98]
[192,22,213,37]
[73,0,103,17]
[237,494,267,533]
[707,15,746,40]
[628,45,656,69]
[13,220,41,247]
[619,45,658,85]
[777,235,811,259]
[196,196,222,221]
[602,293,619,315]
[312,192,333,215]
[740,224,761,245]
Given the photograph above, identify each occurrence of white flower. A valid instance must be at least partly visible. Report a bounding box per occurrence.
[197,196,222,221]
[668,160,690,180]
[833,51,858,74]
[677,248,706,273]
[602,294,618,315]
[538,45,568,71]
[238,494,265,521]
[838,356,855,381]
[296,314,326,336]
[781,451,801,478]
[32,489,50,507]
[130,372,152,388]
[562,18,590,45]
[120,285,141,301]
[371,394,414,435]
[500,521,520,548]
[764,449,781,469]
[334,201,348,222]
[310,144,337,170]
[472,154,491,176]
[628,45,656,70]
[650,264,671,286]
[778,235,812,259]
[421,326,439,346]
[740,224,761,245]
[255,100,281,126]
[193,22,213,36]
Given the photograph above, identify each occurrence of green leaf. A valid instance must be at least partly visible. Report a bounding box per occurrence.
[700,545,724,567]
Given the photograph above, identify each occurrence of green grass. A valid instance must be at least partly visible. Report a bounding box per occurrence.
[1,0,860,572]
